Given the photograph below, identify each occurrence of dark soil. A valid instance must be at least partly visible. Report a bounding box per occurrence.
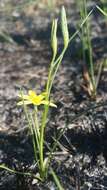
[0,0,107,189]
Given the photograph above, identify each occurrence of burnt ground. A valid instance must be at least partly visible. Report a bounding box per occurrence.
[0,0,107,189]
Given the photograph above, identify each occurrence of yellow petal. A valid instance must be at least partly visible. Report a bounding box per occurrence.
[37,94,45,101]
[49,102,57,108]
[28,90,37,97]
[17,100,32,106]
[41,100,57,108]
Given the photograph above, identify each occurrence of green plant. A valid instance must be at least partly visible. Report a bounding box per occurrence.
[0,6,69,183]
[16,6,69,181]
[76,0,106,99]
[76,0,96,98]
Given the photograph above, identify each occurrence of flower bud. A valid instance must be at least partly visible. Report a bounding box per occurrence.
[61,6,69,48]
[51,19,58,57]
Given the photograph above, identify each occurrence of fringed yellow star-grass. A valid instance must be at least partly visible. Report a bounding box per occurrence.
[17,90,57,108]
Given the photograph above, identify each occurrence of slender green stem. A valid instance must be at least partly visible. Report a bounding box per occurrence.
[39,106,48,177]
[101,0,107,14]
[77,0,88,70]
[30,112,40,156]
[95,60,105,89]
[96,5,107,17]
[46,55,56,95]
[84,0,96,91]
[49,48,66,92]
[39,55,56,178]
[34,106,40,140]
[69,7,95,44]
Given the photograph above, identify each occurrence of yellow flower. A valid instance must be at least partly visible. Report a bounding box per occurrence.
[17,90,57,108]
